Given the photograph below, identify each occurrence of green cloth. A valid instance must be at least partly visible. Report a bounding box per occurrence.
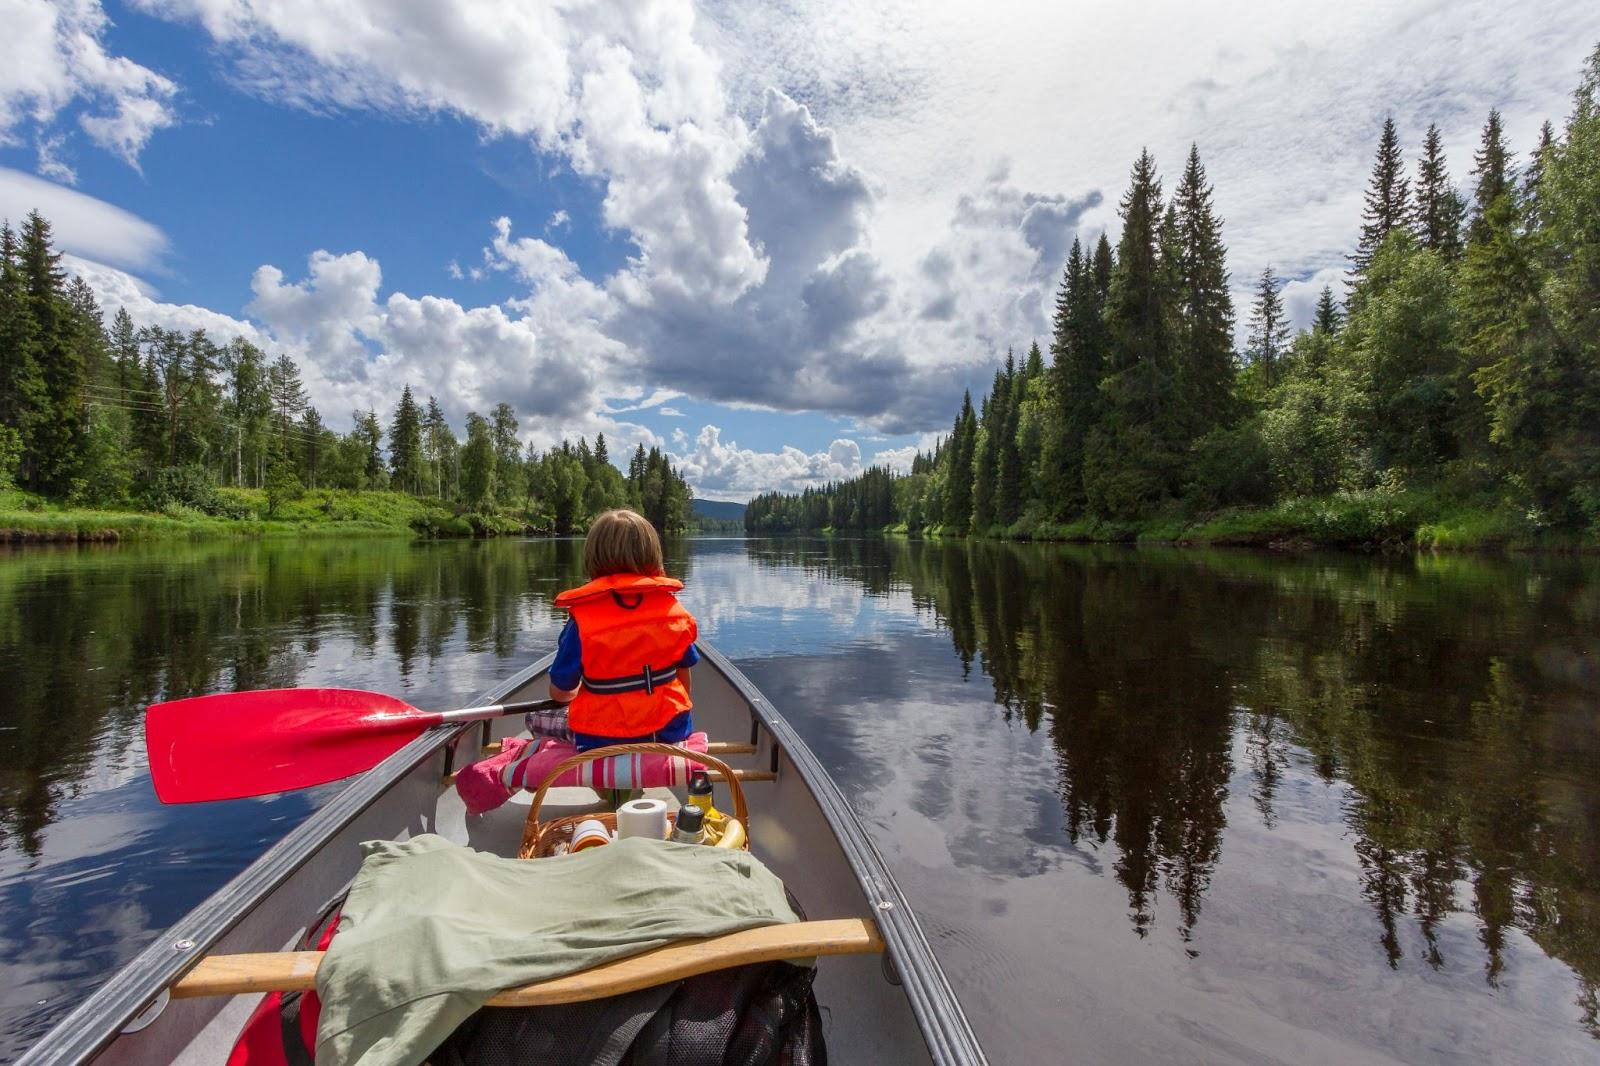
[314,834,799,1066]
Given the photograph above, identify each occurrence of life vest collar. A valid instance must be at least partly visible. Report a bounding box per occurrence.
[554,572,684,607]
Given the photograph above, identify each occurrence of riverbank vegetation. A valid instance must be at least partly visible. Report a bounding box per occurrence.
[747,48,1600,550]
[0,220,692,538]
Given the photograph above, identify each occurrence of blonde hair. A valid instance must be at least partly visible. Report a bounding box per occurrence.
[583,509,664,578]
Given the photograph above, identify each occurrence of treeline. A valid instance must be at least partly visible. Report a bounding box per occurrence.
[0,213,691,533]
[748,47,1600,540]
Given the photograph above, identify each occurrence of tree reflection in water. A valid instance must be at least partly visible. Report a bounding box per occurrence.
[743,537,1600,1035]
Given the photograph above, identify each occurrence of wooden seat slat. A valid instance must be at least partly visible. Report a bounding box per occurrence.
[169,918,882,1007]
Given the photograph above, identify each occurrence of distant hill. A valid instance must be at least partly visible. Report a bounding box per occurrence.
[691,498,746,521]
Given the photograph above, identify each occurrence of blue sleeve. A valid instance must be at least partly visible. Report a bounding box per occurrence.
[550,618,582,690]
[679,642,700,669]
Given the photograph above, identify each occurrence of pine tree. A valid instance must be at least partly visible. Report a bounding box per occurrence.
[1352,118,1412,273]
[594,432,609,468]
[1468,109,1513,245]
[266,353,307,448]
[1413,123,1465,259]
[1246,267,1290,387]
[1173,144,1236,435]
[1313,285,1342,335]
[388,385,424,493]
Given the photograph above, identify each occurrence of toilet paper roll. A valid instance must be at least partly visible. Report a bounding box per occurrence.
[616,798,670,840]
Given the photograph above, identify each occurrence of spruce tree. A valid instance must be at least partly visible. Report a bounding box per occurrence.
[300,407,324,489]
[353,409,385,488]
[18,211,86,494]
[1414,123,1465,259]
[388,384,424,493]
[1246,267,1290,387]
[971,373,1004,531]
[422,396,454,497]
[109,306,138,392]
[594,432,609,468]
[943,391,975,534]
[1174,144,1236,435]
[1521,121,1556,233]
[1468,109,1512,245]
[1352,118,1412,273]
[0,222,45,475]
[996,349,1024,526]
[1107,149,1170,376]
[1313,285,1343,335]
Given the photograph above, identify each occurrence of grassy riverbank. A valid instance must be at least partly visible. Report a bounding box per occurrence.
[905,489,1599,552]
[0,488,531,542]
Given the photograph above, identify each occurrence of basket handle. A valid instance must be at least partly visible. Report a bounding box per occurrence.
[526,742,749,828]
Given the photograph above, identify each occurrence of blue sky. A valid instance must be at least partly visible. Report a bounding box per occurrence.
[2,1,1596,499]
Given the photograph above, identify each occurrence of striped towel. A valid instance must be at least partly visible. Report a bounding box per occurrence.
[503,732,709,793]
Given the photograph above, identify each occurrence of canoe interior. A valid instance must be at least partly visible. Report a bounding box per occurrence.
[84,651,937,1065]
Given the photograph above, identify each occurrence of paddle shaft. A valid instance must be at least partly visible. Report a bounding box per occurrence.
[434,697,565,726]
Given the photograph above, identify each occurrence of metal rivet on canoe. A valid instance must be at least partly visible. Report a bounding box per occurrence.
[876,900,895,910]
[173,939,195,951]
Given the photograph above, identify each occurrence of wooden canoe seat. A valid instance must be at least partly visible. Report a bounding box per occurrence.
[169,918,883,1007]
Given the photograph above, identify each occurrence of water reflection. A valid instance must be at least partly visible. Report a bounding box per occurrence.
[739,538,1600,1049]
[1,536,1597,1062]
[0,537,703,1059]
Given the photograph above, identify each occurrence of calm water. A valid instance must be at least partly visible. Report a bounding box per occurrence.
[1,538,1597,1063]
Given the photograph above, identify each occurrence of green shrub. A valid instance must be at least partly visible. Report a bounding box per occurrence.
[139,466,226,515]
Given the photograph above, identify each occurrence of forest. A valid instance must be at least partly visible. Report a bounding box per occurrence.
[0,217,692,535]
[747,47,1600,547]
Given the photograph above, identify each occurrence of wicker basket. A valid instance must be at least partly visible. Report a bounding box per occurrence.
[518,743,750,858]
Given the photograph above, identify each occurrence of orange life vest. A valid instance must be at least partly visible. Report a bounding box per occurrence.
[553,573,697,737]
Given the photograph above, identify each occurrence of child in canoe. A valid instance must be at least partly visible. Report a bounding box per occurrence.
[548,507,700,750]
[455,509,702,814]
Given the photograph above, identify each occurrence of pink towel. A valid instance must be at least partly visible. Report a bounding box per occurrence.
[454,733,709,815]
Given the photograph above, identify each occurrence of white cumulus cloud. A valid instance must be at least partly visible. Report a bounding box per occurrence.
[1,0,178,168]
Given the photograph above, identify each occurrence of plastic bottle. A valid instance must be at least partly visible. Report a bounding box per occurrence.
[670,803,707,845]
[687,769,723,823]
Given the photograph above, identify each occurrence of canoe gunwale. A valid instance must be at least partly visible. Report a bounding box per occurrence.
[15,654,556,1066]
[696,644,987,1066]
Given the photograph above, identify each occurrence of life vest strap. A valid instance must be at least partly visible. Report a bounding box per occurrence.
[582,664,679,695]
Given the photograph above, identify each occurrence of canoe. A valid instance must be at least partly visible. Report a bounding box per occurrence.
[18,642,987,1065]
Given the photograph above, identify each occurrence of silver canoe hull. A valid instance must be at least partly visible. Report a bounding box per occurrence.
[20,643,985,1065]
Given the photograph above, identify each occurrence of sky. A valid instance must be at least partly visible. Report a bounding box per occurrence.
[0,1,1596,501]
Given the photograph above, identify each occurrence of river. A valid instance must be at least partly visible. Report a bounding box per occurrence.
[0,537,1596,1063]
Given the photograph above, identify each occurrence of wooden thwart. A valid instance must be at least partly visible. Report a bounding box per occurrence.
[169,918,882,1007]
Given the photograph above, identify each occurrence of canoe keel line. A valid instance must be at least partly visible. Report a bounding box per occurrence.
[18,644,986,1065]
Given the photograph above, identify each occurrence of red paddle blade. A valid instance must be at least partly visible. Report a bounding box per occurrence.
[145,688,442,803]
